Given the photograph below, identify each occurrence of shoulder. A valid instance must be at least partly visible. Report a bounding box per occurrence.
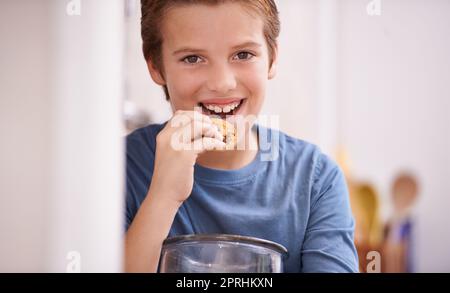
[260,125,343,192]
[125,123,166,175]
[126,123,165,148]
[261,125,333,172]
[283,130,339,174]
[126,122,166,156]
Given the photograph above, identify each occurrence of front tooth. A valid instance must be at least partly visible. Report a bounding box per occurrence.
[206,104,215,111]
[214,106,222,113]
[223,105,231,113]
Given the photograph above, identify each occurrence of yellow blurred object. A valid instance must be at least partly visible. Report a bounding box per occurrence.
[352,183,383,247]
[334,146,385,272]
[335,145,352,178]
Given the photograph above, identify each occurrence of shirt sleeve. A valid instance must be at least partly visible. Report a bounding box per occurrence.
[124,127,157,232]
[300,152,359,272]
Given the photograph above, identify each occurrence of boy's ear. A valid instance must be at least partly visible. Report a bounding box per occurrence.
[146,60,166,86]
[268,43,278,80]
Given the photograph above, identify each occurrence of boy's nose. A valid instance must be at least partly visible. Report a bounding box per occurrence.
[206,64,237,94]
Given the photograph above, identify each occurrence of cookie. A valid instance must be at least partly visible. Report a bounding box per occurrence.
[210,117,236,150]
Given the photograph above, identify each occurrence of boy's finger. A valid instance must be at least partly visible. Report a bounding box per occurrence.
[201,122,224,141]
[175,121,222,144]
[191,137,227,154]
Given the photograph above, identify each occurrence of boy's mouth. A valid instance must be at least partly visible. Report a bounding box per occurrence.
[198,98,245,119]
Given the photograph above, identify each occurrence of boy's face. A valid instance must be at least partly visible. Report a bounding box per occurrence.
[148,2,277,122]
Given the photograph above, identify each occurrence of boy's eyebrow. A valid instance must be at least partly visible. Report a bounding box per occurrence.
[172,47,207,56]
[172,41,262,56]
[231,41,262,50]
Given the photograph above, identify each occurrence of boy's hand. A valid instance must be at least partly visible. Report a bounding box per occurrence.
[149,110,225,206]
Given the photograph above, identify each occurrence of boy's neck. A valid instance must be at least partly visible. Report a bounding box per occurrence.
[196,128,259,170]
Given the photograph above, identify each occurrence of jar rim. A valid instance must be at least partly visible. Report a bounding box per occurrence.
[163,233,288,255]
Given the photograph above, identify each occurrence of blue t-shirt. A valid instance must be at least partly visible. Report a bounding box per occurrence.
[125,123,359,273]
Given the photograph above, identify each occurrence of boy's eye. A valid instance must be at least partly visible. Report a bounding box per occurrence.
[233,51,254,61]
[182,55,202,64]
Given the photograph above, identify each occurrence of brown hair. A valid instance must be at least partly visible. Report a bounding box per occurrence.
[140,0,280,100]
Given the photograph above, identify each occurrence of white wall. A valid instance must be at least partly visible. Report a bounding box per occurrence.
[338,0,450,272]
[263,0,321,144]
[47,0,125,273]
[0,0,125,272]
[0,0,51,272]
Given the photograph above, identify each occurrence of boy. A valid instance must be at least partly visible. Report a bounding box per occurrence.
[125,0,358,273]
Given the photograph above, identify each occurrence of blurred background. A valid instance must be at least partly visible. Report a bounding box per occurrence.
[0,0,449,272]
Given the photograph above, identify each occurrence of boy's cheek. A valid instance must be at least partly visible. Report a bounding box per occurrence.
[167,76,203,104]
[240,62,270,83]
[241,71,267,93]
